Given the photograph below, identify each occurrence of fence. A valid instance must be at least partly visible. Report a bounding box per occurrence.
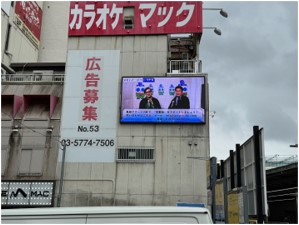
[168,60,202,74]
[1,74,64,84]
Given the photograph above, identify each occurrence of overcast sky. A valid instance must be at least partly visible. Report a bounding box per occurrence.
[201,1,298,160]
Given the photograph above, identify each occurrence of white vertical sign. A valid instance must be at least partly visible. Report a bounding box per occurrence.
[60,50,120,162]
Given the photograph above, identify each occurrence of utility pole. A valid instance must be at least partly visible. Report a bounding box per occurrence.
[57,143,66,207]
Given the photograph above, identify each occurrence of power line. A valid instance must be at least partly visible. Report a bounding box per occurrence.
[1,111,62,145]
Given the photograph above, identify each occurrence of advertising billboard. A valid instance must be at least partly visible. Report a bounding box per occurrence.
[60,50,120,162]
[69,1,202,36]
[14,1,42,48]
[1,181,55,207]
[120,76,205,123]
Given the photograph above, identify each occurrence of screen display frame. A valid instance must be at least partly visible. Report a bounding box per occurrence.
[120,76,206,124]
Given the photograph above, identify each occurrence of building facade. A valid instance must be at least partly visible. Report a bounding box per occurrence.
[1,1,209,208]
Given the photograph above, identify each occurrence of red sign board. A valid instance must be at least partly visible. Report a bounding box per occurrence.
[68,1,202,36]
[82,57,102,121]
[14,1,43,40]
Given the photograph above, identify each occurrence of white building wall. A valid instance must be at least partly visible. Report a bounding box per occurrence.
[1,9,10,67]
[38,1,69,62]
[2,2,44,64]
[57,35,209,206]
[9,29,39,63]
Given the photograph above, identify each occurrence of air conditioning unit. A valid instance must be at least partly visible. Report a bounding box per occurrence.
[33,70,53,81]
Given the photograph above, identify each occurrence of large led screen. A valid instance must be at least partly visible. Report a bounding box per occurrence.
[120,76,205,124]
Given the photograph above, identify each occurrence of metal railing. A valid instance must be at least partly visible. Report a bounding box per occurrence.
[265,155,298,169]
[1,74,64,84]
[168,60,202,74]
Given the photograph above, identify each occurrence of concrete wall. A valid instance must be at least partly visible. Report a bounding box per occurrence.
[1,1,209,207]
[38,1,69,62]
[1,84,63,180]
[57,36,210,206]
[3,3,41,64]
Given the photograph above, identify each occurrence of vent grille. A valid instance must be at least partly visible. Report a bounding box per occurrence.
[117,147,155,163]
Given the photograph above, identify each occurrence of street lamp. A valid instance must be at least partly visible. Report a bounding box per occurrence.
[202,7,228,36]
[203,27,222,36]
[203,8,229,18]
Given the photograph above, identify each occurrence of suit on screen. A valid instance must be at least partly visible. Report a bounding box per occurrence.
[139,97,161,109]
[168,95,190,109]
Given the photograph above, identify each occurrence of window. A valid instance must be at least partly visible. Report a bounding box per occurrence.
[19,149,44,176]
[117,147,155,162]
[124,17,134,29]
[123,7,134,29]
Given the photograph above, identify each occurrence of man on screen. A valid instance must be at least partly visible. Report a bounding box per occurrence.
[168,86,190,109]
[139,87,161,109]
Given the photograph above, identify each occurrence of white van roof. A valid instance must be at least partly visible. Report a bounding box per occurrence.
[2,206,210,216]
